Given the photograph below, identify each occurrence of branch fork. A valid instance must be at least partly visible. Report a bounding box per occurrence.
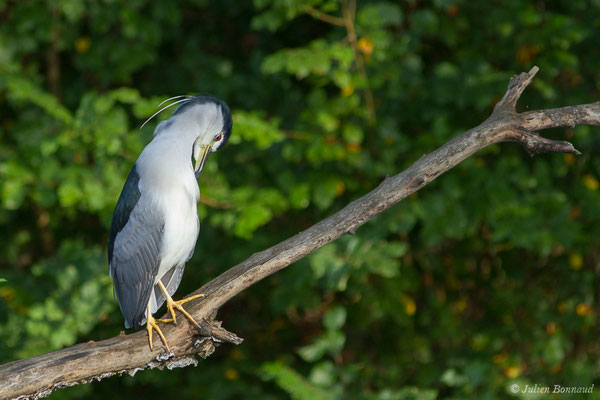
[487,66,583,156]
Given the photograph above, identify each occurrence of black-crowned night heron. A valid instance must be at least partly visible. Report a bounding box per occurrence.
[108,94,232,351]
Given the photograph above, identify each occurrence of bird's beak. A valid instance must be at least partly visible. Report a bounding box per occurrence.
[194,145,211,178]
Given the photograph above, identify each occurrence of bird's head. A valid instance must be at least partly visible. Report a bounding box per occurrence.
[145,94,233,178]
[173,94,232,177]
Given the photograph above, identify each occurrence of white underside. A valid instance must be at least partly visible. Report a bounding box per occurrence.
[136,134,201,317]
[148,188,200,314]
[157,188,199,280]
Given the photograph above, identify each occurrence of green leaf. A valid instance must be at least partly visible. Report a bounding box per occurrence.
[230,110,284,149]
[313,177,341,209]
[298,331,345,362]
[4,75,73,124]
[357,2,403,28]
[261,361,334,400]
[234,203,272,238]
[323,306,346,331]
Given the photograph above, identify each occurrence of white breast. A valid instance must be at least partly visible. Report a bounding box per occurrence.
[136,134,201,283]
[155,186,200,281]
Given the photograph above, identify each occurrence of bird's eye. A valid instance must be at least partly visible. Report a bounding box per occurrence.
[215,133,222,142]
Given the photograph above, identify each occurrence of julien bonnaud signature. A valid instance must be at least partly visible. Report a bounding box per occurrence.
[510,383,594,395]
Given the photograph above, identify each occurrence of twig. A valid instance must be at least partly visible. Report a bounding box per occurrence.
[46,7,61,99]
[199,195,231,209]
[304,1,377,126]
[341,0,376,126]
[305,6,345,27]
[1,67,599,399]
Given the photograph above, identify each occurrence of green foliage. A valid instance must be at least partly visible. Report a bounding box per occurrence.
[261,361,335,400]
[1,0,600,399]
[230,110,284,149]
[0,241,112,359]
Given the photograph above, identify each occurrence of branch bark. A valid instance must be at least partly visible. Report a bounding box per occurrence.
[2,67,600,400]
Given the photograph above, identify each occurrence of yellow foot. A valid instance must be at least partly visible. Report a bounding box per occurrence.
[157,281,204,327]
[146,303,170,352]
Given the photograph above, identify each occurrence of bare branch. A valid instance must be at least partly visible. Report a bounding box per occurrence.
[494,66,539,113]
[1,67,599,400]
[304,6,345,27]
[520,102,600,131]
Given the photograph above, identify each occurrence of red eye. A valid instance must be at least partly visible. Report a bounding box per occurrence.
[215,133,222,141]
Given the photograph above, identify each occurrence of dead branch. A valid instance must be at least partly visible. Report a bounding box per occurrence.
[1,66,599,400]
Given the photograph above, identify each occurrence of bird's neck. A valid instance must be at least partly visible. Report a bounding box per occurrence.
[156,117,200,153]
[137,125,199,200]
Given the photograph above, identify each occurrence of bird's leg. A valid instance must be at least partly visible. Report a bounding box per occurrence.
[146,301,171,352]
[156,281,204,327]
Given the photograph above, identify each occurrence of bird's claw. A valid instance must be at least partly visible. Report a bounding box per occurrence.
[156,281,204,327]
[164,294,204,326]
[146,314,171,352]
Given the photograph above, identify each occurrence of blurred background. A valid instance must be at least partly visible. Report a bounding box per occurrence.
[1,0,600,399]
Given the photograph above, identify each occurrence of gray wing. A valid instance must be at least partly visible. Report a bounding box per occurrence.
[109,165,164,329]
